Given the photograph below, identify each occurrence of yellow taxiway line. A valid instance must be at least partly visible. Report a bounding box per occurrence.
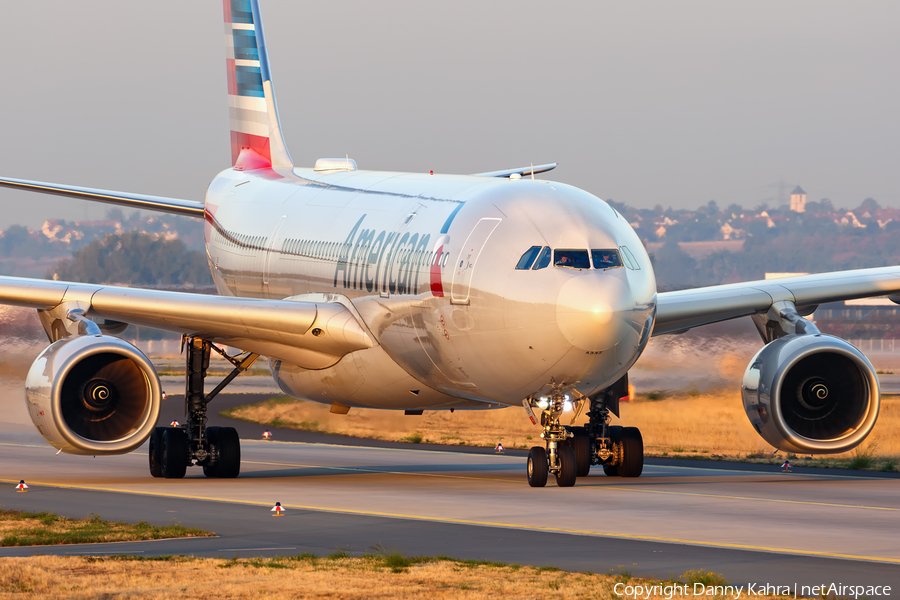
[2,476,899,565]
[240,459,900,512]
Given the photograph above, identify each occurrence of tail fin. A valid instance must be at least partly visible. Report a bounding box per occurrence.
[223,0,293,169]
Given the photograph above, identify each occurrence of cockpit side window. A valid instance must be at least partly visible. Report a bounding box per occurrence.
[515,246,542,270]
[532,246,552,270]
[591,249,623,269]
[554,249,591,269]
[619,246,641,270]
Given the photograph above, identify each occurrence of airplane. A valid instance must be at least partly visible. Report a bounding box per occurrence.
[1,0,897,487]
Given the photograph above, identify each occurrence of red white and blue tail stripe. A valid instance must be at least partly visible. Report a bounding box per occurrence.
[223,0,292,169]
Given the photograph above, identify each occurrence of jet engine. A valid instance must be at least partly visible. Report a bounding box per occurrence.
[25,335,161,455]
[742,334,880,454]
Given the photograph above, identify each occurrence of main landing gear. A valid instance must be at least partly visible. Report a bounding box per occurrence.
[524,375,643,487]
[149,337,258,479]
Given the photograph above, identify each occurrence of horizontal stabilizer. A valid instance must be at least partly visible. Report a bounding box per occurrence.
[0,177,206,219]
[473,163,557,178]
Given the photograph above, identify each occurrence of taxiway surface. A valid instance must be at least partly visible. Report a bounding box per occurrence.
[1,427,899,587]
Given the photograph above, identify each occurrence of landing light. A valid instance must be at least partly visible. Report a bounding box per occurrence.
[537,397,549,409]
[563,401,572,411]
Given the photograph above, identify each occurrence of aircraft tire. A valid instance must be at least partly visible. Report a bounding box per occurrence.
[567,426,591,477]
[203,427,221,477]
[619,426,644,478]
[216,427,241,478]
[603,425,622,476]
[203,427,241,478]
[527,446,548,488]
[148,427,164,478]
[161,427,188,479]
[556,445,577,487]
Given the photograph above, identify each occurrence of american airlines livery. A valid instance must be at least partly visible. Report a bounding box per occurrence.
[1,0,897,486]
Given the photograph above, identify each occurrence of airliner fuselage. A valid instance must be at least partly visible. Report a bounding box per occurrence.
[0,0,893,484]
[205,162,657,410]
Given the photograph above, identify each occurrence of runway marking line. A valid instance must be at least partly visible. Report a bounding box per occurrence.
[219,547,296,552]
[2,439,896,513]
[1,477,899,565]
[4,440,893,482]
[239,460,900,512]
[239,440,898,480]
[243,459,514,483]
[594,485,900,512]
[65,551,145,555]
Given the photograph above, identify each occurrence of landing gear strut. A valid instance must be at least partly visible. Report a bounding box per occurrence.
[149,337,258,479]
[585,376,643,478]
[524,375,643,486]
[525,393,578,488]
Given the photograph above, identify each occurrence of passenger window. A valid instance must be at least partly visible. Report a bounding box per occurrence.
[554,249,591,269]
[532,246,552,270]
[515,246,542,270]
[591,249,623,270]
[620,246,641,270]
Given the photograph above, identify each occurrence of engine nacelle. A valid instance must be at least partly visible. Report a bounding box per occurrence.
[742,334,880,454]
[25,335,161,455]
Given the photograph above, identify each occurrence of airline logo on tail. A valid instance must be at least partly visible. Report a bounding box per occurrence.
[223,0,292,169]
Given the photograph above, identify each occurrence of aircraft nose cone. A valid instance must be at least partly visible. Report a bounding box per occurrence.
[556,275,629,351]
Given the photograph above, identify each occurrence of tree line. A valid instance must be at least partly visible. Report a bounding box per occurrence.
[48,232,213,287]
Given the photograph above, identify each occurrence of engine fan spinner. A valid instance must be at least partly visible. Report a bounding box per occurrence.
[742,334,880,454]
[25,335,161,455]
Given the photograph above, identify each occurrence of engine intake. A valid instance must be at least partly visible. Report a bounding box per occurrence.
[742,334,879,454]
[25,335,161,455]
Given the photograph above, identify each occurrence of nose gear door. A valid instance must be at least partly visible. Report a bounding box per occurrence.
[450,218,501,305]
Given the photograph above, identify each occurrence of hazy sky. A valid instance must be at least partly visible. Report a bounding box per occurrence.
[1,2,898,229]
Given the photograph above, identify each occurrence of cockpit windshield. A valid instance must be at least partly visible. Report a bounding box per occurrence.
[591,249,623,269]
[515,246,542,270]
[553,249,591,269]
[515,246,631,271]
[532,246,552,270]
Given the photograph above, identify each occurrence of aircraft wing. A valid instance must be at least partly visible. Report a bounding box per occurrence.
[473,163,557,178]
[0,177,205,218]
[0,276,375,369]
[653,266,900,336]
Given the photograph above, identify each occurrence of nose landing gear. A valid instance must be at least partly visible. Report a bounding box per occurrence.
[525,393,578,487]
[524,375,643,487]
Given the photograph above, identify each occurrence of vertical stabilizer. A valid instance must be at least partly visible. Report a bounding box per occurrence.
[223,0,293,169]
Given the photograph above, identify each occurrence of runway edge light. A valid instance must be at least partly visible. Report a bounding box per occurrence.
[781,460,792,473]
[15,480,28,492]
[263,430,272,440]
[271,502,285,516]
[495,442,504,454]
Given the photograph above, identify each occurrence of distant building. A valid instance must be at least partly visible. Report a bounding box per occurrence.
[845,296,897,307]
[789,186,807,213]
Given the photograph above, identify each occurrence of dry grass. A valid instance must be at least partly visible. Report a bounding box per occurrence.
[225,393,900,470]
[223,396,545,450]
[0,554,774,600]
[0,510,211,547]
[624,392,900,468]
